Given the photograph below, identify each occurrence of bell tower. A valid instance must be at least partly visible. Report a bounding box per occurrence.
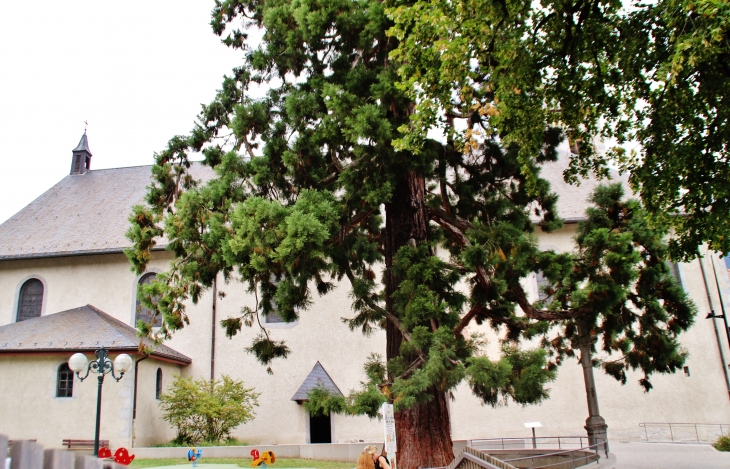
[70,131,92,175]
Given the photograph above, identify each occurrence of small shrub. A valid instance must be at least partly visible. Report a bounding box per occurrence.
[154,438,249,447]
[159,374,259,444]
[713,434,730,451]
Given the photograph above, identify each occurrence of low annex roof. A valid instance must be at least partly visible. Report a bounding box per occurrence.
[291,361,344,402]
[0,163,214,260]
[0,304,192,365]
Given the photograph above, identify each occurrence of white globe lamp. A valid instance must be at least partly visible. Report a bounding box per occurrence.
[68,353,89,373]
[114,354,133,374]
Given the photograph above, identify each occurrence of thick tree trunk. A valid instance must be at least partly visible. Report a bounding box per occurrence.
[385,170,454,469]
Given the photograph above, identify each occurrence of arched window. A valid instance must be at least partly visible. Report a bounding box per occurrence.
[56,363,74,397]
[136,273,162,327]
[155,368,163,399]
[17,278,43,322]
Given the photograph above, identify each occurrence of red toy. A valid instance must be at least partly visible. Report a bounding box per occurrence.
[97,448,112,459]
[113,448,135,465]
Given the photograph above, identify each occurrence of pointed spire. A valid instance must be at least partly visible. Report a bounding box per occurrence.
[70,131,93,175]
[72,131,92,156]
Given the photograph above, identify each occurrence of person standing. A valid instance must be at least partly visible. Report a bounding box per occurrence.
[365,445,391,469]
[357,451,375,469]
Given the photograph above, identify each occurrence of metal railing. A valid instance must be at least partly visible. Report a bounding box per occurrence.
[639,422,730,442]
[468,436,593,451]
[500,440,608,469]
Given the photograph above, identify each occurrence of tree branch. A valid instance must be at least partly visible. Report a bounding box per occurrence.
[454,303,486,337]
[342,263,427,361]
[338,208,377,242]
[429,208,589,322]
[428,209,492,295]
[510,283,590,320]
[395,356,426,381]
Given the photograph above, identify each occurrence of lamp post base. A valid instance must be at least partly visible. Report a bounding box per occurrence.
[585,415,608,452]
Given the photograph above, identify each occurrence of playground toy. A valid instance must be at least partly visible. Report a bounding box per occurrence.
[250,449,276,468]
[97,447,135,465]
[113,448,135,465]
[188,447,203,467]
[97,448,111,459]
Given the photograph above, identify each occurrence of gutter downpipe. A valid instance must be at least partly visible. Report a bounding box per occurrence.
[709,255,730,353]
[697,247,730,399]
[132,355,150,421]
[211,277,217,381]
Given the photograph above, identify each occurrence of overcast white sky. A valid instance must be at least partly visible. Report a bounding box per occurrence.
[0,1,243,224]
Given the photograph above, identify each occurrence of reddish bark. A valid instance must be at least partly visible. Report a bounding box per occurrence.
[385,170,454,469]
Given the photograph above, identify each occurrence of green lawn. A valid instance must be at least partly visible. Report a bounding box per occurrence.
[129,458,353,469]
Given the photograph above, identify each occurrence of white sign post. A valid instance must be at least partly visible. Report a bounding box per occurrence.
[524,422,542,449]
[382,402,397,469]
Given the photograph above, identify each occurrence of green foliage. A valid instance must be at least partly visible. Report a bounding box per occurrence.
[713,434,730,452]
[466,347,557,407]
[128,0,698,446]
[387,0,730,259]
[158,375,259,444]
[153,438,249,448]
[555,185,695,390]
[303,385,347,417]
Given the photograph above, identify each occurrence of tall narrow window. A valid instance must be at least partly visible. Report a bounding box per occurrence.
[666,261,683,287]
[155,368,163,399]
[262,276,286,324]
[136,273,162,327]
[56,363,74,397]
[569,138,583,156]
[265,308,285,323]
[17,278,43,322]
[535,271,552,301]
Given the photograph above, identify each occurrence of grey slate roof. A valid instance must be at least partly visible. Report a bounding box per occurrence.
[0,163,215,260]
[0,304,192,364]
[291,361,344,401]
[72,133,92,155]
[0,148,625,261]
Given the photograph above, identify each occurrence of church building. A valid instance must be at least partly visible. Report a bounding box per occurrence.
[0,133,729,449]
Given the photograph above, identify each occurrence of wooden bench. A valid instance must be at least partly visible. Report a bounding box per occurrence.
[61,440,109,450]
[8,439,37,449]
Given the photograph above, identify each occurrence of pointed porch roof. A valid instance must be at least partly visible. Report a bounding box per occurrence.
[291,361,344,402]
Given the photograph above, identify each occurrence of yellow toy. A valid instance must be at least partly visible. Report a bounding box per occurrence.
[251,450,276,467]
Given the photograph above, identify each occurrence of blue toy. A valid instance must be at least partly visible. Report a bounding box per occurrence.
[187,448,203,467]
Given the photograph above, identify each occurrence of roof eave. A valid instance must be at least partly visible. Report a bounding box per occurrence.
[0,245,168,261]
[0,348,191,366]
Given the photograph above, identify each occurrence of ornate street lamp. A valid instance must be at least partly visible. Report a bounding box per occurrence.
[68,347,133,457]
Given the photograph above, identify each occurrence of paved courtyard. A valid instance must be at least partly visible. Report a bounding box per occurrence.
[610,441,730,468]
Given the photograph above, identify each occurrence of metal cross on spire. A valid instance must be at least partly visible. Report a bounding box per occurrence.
[84,120,88,133]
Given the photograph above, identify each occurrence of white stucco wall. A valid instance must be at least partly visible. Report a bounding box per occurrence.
[0,354,134,449]
[133,359,183,447]
[1,225,729,447]
[211,271,386,444]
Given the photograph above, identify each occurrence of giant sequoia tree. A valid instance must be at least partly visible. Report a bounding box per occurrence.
[127,1,696,468]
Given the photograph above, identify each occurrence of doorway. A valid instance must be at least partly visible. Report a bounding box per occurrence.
[309,413,332,443]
